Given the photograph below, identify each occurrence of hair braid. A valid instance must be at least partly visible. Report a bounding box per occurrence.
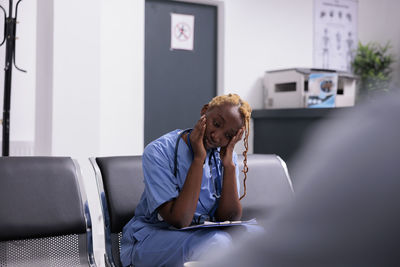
[208,93,252,200]
[240,114,250,200]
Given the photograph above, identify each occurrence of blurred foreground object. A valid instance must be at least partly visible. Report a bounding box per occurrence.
[205,89,400,266]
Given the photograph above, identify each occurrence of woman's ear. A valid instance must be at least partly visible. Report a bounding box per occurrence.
[200,104,209,115]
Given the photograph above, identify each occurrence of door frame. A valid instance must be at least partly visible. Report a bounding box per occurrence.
[171,0,225,96]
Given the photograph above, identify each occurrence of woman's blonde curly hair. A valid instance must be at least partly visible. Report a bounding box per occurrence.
[208,93,252,200]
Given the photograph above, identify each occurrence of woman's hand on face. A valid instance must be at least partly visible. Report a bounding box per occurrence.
[190,115,207,161]
[220,127,244,167]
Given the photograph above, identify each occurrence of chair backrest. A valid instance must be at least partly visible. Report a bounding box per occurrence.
[237,154,294,221]
[0,156,95,267]
[90,156,144,267]
[90,154,292,266]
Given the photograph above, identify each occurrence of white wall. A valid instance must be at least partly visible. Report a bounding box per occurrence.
[99,0,144,157]
[52,1,101,158]
[35,0,53,156]
[0,0,36,150]
[224,0,314,109]
[4,0,399,158]
[38,0,315,159]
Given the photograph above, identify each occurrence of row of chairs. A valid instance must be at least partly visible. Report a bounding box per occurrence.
[0,154,293,267]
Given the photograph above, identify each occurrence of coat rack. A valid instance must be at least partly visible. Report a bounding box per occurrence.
[0,0,26,156]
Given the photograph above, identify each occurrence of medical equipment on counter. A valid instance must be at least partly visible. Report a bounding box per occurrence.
[263,68,357,109]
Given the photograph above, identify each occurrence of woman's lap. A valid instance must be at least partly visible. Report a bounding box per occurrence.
[132,228,232,267]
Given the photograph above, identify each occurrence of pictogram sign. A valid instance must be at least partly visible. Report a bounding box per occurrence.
[171,13,195,51]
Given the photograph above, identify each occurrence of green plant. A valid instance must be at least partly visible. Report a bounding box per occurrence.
[352,42,395,96]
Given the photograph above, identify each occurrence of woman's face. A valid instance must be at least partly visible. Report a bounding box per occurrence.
[203,103,243,149]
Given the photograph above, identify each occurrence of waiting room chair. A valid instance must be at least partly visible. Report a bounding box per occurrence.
[0,157,96,267]
[89,156,143,267]
[237,154,294,221]
[90,154,293,267]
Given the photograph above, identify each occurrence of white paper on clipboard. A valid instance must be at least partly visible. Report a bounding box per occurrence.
[174,218,258,231]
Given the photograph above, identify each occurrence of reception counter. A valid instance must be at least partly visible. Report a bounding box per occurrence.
[252,107,351,167]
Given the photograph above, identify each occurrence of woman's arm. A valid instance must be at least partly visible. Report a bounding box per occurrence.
[158,116,207,229]
[214,128,244,221]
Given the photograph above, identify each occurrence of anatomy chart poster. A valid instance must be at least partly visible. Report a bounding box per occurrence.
[313,0,358,72]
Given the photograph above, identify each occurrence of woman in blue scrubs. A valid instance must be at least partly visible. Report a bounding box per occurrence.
[120,94,252,267]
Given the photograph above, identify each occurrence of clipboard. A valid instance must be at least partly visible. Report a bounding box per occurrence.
[175,218,257,230]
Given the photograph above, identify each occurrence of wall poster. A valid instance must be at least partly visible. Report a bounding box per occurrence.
[313,0,358,72]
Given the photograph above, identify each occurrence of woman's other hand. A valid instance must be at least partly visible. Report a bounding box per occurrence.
[220,127,244,167]
[190,115,207,161]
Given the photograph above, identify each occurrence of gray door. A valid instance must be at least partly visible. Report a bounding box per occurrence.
[145,0,218,146]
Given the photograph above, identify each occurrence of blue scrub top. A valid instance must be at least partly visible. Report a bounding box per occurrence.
[120,129,240,266]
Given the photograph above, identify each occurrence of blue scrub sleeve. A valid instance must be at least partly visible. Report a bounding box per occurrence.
[142,144,179,215]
